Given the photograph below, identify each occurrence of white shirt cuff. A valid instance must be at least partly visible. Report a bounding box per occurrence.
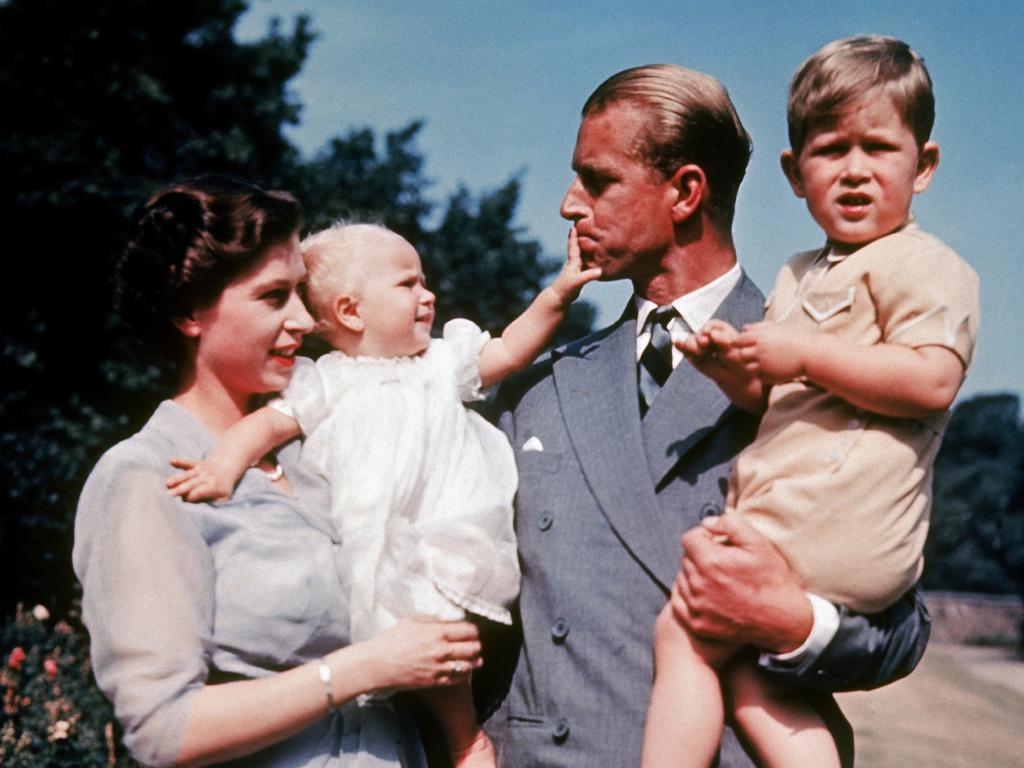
[758,592,840,668]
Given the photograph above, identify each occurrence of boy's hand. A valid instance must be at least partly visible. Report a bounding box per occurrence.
[734,322,817,383]
[676,320,765,413]
[549,227,602,305]
[166,457,238,502]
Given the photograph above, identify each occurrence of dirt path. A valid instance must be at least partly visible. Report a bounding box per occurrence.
[836,643,1024,767]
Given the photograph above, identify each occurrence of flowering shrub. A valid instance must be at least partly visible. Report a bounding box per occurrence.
[1,603,137,767]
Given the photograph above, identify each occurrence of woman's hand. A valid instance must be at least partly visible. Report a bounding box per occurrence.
[350,616,483,693]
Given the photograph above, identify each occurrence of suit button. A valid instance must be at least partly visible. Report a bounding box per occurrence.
[701,503,721,518]
[538,512,554,531]
[551,618,569,643]
[552,718,570,743]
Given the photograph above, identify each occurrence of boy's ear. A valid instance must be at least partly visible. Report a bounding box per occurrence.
[668,164,707,224]
[780,149,806,198]
[333,294,364,333]
[172,314,202,338]
[913,141,940,194]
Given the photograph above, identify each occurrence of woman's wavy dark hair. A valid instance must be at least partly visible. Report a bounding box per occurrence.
[116,174,303,367]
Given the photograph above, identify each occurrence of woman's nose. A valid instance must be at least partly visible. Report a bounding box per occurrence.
[284,294,315,334]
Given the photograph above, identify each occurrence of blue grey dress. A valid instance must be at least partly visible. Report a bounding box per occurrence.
[73,401,426,767]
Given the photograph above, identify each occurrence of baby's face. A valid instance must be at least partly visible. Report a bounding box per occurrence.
[356,233,435,358]
[784,94,937,247]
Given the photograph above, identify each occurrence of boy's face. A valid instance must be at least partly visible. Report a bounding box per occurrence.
[781,95,938,247]
[356,232,436,357]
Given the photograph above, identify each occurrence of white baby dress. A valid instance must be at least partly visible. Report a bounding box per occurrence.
[272,319,521,642]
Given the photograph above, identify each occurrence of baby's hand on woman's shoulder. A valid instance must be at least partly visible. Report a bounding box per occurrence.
[166,457,238,502]
[549,227,602,305]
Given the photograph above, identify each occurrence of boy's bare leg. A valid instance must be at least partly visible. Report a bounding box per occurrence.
[725,659,841,768]
[642,602,740,768]
[418,681,496,768]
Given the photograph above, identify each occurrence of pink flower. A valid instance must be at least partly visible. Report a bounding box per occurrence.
[7,647,26,670]
[43,658,58,680]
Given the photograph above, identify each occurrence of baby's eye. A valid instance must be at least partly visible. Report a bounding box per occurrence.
[812,142,846,157]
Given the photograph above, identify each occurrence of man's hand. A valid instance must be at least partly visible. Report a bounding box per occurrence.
[670,513,813,653]
[548,227,602,305]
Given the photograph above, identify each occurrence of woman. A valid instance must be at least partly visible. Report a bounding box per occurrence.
[73,175,482,767]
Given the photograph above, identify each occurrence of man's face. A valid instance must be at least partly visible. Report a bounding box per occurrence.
[560,102,677,282]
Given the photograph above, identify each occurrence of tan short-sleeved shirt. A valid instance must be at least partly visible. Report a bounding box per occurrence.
[732,221,979,613]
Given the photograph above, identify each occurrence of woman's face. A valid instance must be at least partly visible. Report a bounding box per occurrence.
[186,234,313,404]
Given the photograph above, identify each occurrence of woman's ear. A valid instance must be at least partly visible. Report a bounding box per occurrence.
[780,149,806,198]
[172,314,202,338]
[333,294,364,333]
[669,164,707,224]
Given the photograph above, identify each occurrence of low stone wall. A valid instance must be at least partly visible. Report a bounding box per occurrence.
[924,591,1023,645]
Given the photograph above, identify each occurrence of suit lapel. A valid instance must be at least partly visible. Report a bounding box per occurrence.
[552,314,682,590]
[642,271,767,489]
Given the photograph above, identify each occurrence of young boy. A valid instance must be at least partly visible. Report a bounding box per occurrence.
[641,36,979,768]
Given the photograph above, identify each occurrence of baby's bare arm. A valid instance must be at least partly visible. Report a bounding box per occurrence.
[478,228,601,387]
[167,407,302,501]
[734,322,964,417]
[677,320,766,413]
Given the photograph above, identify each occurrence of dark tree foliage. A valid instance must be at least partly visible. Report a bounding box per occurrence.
[1,0,593,614]
[924,394,1024,599]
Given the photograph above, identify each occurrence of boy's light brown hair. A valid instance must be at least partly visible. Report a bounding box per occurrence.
[787,35,935,154]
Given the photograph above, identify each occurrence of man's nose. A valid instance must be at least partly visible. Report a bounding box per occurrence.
[560,177,587,221]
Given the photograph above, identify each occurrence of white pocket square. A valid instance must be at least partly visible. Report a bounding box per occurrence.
[521,436,544,452]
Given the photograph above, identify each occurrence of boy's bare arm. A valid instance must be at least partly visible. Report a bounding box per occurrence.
[167,406,302,501]
[478,228,601,387]
[734,321,964,418]
[677,320,767,414]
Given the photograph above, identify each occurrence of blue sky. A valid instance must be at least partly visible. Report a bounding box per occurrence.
[240,1,1022,401]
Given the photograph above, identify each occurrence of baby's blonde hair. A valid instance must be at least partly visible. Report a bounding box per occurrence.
[300,222,389,332]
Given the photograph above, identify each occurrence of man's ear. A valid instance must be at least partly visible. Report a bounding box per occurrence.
[172,314,202,338]
[780,149,806,198]
[669,164,707,224]
[333,294,364,333]
[913,141,940,194]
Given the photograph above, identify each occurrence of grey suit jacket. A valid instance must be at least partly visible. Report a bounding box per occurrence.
[480,272,930,767]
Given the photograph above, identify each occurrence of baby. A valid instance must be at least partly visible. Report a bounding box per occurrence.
[168,222,599,767]
[642,36,980,768]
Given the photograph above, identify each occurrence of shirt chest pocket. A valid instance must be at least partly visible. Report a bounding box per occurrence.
[801,286,856,324]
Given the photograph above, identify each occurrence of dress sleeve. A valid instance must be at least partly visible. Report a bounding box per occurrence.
[74,454,215,767]
[441,318,491,402]
[870,234,980,369]
[269,355,331,434]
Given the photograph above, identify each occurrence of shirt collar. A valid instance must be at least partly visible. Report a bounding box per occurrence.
[634,262,743,337]
[823,215,919,264]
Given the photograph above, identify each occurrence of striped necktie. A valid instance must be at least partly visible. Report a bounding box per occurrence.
[638,305,679,415]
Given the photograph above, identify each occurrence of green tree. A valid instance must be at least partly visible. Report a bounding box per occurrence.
[924,394,1024,597]
[0,0,593,612]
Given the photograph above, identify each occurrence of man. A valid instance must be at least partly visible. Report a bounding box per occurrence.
[480,64,929,767]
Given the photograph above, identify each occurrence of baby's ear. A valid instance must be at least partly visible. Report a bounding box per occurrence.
[780,149,805,198]
[333,294,364,333]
